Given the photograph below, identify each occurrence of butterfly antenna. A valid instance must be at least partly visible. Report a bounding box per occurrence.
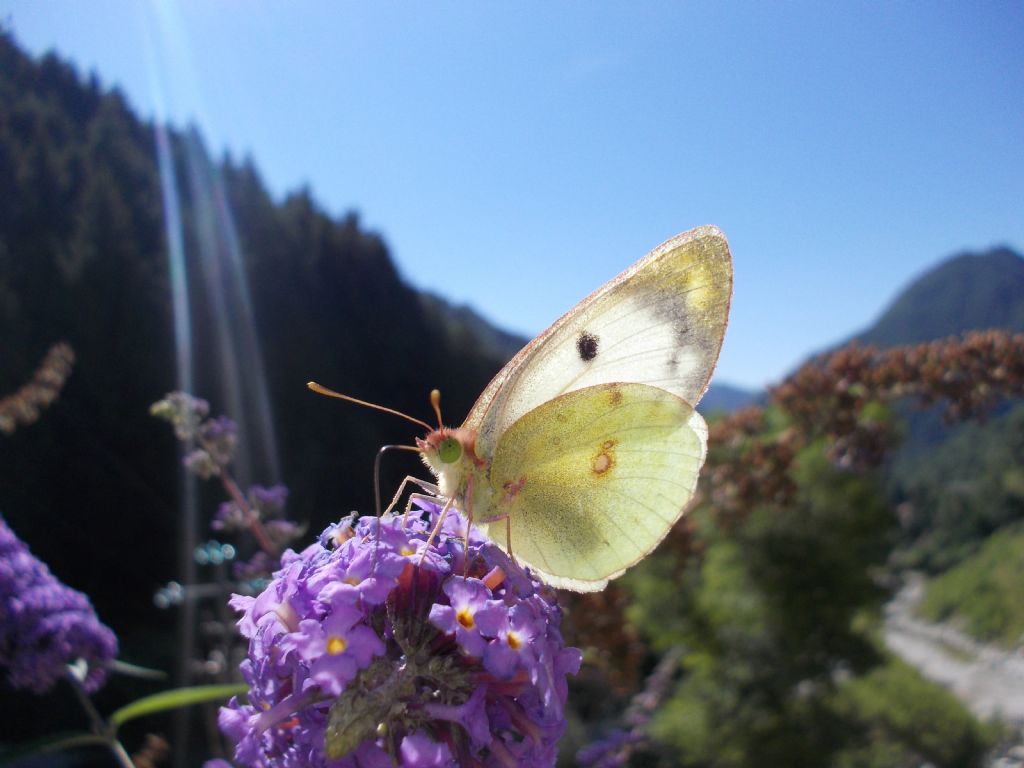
[373,445,421,518]
[307,381,433,431]
[430,389,444,428]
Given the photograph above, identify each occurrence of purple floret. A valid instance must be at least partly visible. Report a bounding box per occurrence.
[428,576,505,657]
[400,731,456,767]
[0,515,118,694]
[220,500,581,767]
[250,484,289,516]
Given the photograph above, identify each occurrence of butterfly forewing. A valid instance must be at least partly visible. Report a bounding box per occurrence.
[474,383,707,592]
[464,226,732,458]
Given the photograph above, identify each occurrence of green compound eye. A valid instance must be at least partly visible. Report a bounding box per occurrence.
[438,437,462,464]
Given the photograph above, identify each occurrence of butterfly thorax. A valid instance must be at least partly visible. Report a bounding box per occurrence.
[416,427,486,500]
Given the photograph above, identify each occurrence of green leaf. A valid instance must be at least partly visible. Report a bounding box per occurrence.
[109,683,247,728]
[326,659,407,760]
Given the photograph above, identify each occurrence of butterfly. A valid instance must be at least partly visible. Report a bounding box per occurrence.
[313,225,732,592]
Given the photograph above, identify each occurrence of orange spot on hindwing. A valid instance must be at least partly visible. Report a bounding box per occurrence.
[591,439,616,476]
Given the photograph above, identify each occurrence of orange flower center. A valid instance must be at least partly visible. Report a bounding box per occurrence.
[327,636,347,655]
[457,608,475,630]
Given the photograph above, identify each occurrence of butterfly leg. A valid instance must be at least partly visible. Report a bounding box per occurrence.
[460,476,476,577]
[400,491,445,529]
[505,514,518,568]
[382,475,440,518]
[418,495,456,564]
[373,475,439,575]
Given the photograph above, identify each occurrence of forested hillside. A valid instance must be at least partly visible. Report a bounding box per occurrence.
[0,31,517,745]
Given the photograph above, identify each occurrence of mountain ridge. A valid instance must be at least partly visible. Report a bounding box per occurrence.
[850,246,1024,348]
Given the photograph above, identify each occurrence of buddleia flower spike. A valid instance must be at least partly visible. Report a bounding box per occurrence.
[219,500,581,767]
[0,514,118,694]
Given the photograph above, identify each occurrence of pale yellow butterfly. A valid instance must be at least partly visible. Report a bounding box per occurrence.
[314,225,732,592]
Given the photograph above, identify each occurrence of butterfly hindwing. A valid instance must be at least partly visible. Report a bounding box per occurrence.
[474,382,707,592]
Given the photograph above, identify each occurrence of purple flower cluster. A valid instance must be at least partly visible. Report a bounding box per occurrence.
[220,501,581,767]
[214,485,290,530]
[0,515,118,694]
[152,392,303,574]
[215,484,302,550]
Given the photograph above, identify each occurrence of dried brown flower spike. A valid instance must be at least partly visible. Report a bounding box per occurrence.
[0,342,75,435]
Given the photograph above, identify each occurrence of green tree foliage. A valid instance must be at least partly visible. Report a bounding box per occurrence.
[625,443,895,767]
[623,444,996,767]
[919,523,1024,646]
[829,658,998,768]
[890,402,1024,571]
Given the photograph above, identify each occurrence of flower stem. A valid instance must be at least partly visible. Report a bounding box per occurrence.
[219,466,275,554]
[65,668,135,768]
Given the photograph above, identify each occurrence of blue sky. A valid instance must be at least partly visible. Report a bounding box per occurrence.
[3,2,1022,389]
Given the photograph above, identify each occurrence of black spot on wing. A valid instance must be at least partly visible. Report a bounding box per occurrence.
[577,331,599,362]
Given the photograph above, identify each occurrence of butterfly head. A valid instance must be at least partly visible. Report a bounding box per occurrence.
[416,427,479,498]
